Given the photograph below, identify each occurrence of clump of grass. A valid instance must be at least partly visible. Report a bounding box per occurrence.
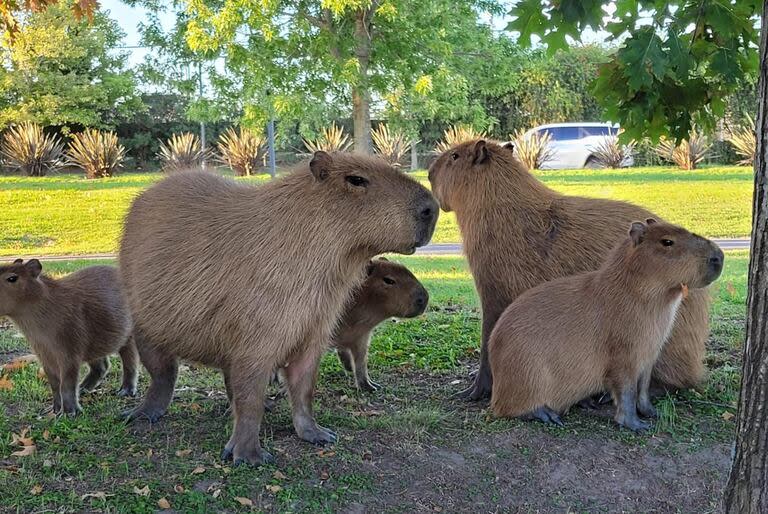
[372,124,412,167]
[510,128,556,170]
[434,125,487,154]
[727,116,756,166]
[158,132,208,173]
[0,122,65,176]
[655,130,712,170]
[587,136,635,168]
[216,127,266,176]
[67,129,125,179]
[303,123,352,153]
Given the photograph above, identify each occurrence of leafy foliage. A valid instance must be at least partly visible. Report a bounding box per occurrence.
[727,116,756,167]
[371,124,412,167]
[655,131,712,171]
[0,121,64,176]
[434,125,487,154]
[216,127,266,176]
[158,132,208,173]
[67,129,125,179]
[0,0,98,40]
[587,136,635,169]
[508,0,760,142]
[303,123,352,154]
[510,128,555,170]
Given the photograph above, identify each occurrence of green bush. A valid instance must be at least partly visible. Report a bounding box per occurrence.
[0,122,65,176]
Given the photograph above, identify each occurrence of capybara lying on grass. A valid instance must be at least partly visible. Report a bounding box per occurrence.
[489,219,723,431]
[119,151,438,465]
[428,139,712,401]
[334,258,428,391]
[0,260,137,415]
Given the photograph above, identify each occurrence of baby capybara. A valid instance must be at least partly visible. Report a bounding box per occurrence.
[120,151,438,465]
[0,260,137,415]
[334,258,428,391]
[429,139,712,400]
[489,220,723,431]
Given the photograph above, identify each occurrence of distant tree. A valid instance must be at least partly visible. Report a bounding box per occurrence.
[0,0,98,40]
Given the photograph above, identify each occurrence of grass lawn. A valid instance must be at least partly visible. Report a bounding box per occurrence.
[0,252,747,512]
[0,165,754,257]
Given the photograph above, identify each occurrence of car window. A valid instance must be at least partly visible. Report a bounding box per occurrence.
[540,126,580,141]
[580,126,613,137]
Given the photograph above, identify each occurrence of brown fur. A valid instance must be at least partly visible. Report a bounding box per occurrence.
[0,260,137,415]
[489,220,724,431]
[428,140,712,400]
[119,151,438,465]
[334,258,428,391]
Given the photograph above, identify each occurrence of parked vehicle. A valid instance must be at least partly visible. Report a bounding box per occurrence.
[521,122,634,169]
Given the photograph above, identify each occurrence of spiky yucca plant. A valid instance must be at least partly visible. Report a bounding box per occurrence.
[510,129,556,170]
[371,124,413,167]
[655,131,712,170]
[727,116,756,166]
[67,129,125,179]
[0,122,65,176]
[217,127,266,176]
[303,123,352,153]
[434,125,487,154]
[159,132,209,173]
[587,136,635,168]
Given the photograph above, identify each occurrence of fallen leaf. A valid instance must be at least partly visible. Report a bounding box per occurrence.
[189,403,202,412]
[726,282,737,297]
[30,484,42,495]
[11,429,33,447]
[133,485,150,497]
[11,445,35,457]
[174,484,185,494]
[272,470,287,480]
[319,468,330,480]
[175,449,192,457]
[0,377,13,391]
[316,449,335,458]
[157,498,171,509]
[42,430,50,441]
[191,465,205,474]
[265,484,282,493]
[212,489,221,498]
[146,449,153,458]
[81,491,113,500]
[2,354,36,373]
[723,411,735,421]
[235,496,254,506]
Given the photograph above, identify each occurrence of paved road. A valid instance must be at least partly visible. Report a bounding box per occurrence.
[8,238,751,262]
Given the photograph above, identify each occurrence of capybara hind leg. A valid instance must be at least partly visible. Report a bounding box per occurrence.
[337,348,354,373]
[123,339,178,423]
[285,345,336,445]
[80,358,110,393]
[349,340,380,392]
[653,292,709,389]
[117,337,139,397]
[221,366,273,466]
[44,366,62,414]
[636,368,657,419]
[59,362,82,416]
[521,406,564,427]
[612,381,650,432]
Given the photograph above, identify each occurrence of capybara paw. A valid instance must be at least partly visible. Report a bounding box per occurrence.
[358,379,381,392]
[121,406,165,424]
[637,402,658,419]
[576,397,599,410]
[524,406,564,427]
[617,417,651,433]
[297,425,337,445]
[116,386,138,398]
[60,404,82,417]
[222,445,275,466]
[451,382,491,402]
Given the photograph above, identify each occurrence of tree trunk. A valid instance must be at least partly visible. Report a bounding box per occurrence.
[352,7,374,154]
[724,2,768,512]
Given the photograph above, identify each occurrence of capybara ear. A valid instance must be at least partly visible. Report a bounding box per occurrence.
[473,140,489,165]
[310,151,333,181]
[13,258,22,264]
[502,141,514,152]
[645,218,657,225]
[25,259,42,277]
[366,260,376,276]
[629,222,647,246]
[377,256,389,262]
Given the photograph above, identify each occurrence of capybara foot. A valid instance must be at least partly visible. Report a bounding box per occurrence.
[221,445,275,466]
[577,392,612,410]
[264,396,277,412]
[451,381,491,402]
[358,379,381,392]
[121,405,166,424]
[297,424,337,445]
[637,400,657,419]
[79,381,102,394]
[59,404,83,417]
[523,406,564,427]
[116,385,138,398]
[617,416,651,433]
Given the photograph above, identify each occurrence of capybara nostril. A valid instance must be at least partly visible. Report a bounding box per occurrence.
[420,206,433,221]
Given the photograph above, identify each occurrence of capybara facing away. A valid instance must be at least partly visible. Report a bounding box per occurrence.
[119,151,438,465]
[0,260,137,415]
[489,220,723,431]
[334,258,428,391]
[428,139,712,400]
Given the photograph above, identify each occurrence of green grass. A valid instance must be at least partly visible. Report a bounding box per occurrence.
[0,165,752,257]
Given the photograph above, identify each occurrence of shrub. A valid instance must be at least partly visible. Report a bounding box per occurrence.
[372,124,413,167]
[158,132,208,173]
[655,130,712,170]
[216,127,266,176]
[434,125,487,154]
[510,129,556,170]
[67,129,125,179]
[727,116,756,166]
[303,123,352,153]
[587,136,635,168]
[0,122,65,176]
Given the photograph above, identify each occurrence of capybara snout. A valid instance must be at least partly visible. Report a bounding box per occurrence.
[413,192,439,249]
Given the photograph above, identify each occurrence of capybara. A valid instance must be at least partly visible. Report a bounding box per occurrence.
[334,257,428,391]
[119,151,438,465]
[0,259,137,415]
[428,139,712,400]
[489,219,723,431]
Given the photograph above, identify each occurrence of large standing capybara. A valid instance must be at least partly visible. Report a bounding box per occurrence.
[333,258,428,391]
[119,151,438,465]
[0,260,138,415]
[489,219,724,431]
[428,139,712,400]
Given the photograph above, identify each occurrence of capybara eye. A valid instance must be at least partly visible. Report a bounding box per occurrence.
[383,277,396,285]
[451,152,459,160]
[345,175,369,187]
[6,275,18,283]
[661,239,675,247]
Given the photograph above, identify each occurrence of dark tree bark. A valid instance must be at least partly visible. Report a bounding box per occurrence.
[724,2,768,512]
[351,2,378,154]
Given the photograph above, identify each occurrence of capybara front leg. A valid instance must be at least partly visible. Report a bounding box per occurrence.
[636,367,657,419]
[285,345,337,445]
[80,358,110,393]
[123,334,178,423]
[336,348,354,374]
[221,366,273,466]
[349,339,380,392]
[454,313,496,401]
[44,366,62,415]
[612,380,650,432]
[117,337,139,397]
[59,362,82,416]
